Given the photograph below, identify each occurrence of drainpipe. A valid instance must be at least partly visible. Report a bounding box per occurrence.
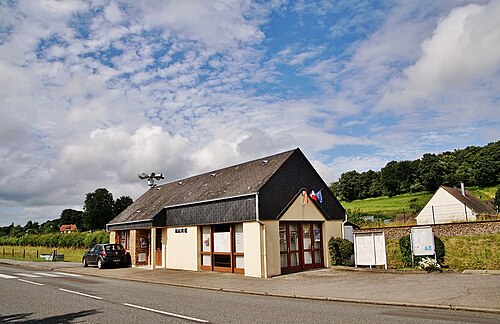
[341,212,348,239]
[255,192,268,278]
[259,222,268,279]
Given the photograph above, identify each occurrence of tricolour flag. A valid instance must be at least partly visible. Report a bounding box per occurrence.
[302,190,309,204]
[310,190,317,202]
[316,189,323,203]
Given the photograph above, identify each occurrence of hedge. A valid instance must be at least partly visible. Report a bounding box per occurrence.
[328,237,354,266]
[0,231,109,249]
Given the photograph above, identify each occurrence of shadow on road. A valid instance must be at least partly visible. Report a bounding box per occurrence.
[0,309,99,323]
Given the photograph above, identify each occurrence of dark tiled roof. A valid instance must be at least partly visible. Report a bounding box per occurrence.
[441,186,496,214]
[108,149,297,225]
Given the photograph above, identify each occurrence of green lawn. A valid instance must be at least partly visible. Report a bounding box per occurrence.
[340,192,433,218]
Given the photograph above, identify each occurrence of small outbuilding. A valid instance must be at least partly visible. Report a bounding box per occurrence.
[59,224,77,233]
[106,148,346,277]
[416,185,496,225]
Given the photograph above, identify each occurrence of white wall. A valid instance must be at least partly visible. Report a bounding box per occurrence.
[165,226,199,271]
[417,187,475,225]
[243,222,262,277]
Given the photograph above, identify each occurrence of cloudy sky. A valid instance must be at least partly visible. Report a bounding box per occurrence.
[1,0,499,226]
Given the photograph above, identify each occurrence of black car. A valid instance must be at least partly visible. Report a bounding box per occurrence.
[82,244,130,269]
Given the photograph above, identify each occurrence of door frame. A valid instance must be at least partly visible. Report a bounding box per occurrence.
[280,221,324,274]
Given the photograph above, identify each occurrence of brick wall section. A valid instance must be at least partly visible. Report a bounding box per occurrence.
[109,231,116,244]
[354,220,500,240]
[134,229,150,266]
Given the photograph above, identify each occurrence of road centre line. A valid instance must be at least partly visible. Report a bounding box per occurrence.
[0,274,18,279]
[15,273,41,278]
[59,288,102,300]
[18,279,44,286]
[53,272,82,277]
[34,272,60,277]
[123,303,208,323]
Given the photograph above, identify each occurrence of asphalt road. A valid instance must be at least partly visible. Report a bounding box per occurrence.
[0,264,498,323]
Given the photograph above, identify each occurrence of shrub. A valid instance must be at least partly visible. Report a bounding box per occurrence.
[328,237,354,266]
[399,235,445,267]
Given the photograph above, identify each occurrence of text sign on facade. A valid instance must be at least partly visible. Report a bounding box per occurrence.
[411,226,435,256]
[353,232,387,268]
[175,228,188,234]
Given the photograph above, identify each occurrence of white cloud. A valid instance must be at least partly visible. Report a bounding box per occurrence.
[381,1,500,108]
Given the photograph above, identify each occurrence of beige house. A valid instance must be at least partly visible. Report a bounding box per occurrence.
[106,148,346,277]
[416,185,496,225]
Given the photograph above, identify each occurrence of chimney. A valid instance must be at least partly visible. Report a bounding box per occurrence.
[460,182,466,197]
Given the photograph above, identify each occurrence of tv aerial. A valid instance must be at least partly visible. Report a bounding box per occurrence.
[138,172,164,187]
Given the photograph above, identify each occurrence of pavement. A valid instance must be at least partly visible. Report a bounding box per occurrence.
[1,259,499,314]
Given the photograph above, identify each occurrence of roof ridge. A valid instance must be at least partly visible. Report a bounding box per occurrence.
[163,148,299,186]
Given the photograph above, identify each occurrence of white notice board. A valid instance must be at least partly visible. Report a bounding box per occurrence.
[354,232,387,268]
[411,227,435,256]
[214,232,230,253]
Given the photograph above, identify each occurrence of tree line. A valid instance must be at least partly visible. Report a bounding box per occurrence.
[330,140,500,202]
[0,188,133,237]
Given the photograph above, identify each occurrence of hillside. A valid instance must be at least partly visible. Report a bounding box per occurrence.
[340,185,498,223]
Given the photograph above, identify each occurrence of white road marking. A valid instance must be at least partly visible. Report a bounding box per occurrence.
[18,279,44,286]
[33,272,61,277]
[58,288,102,300]
[52,272,82,277]
[15,273,41,278]
[0,274,18,279]
[123,303,208,323]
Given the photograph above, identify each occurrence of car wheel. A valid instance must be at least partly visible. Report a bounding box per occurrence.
[97,258,103,269]
[83,258,88,267]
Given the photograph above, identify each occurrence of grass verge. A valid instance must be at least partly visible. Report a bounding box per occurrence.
[385,233,500,271]
[0,245,87,263]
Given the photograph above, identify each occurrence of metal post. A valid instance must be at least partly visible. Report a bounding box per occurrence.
[464,203,468,221]
[23,249,25,259]
[37,250,39,259]
[431,206,436,224]
[12,249,14,257]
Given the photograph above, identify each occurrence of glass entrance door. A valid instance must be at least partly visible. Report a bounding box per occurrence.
[280,222,324,274]
[280,223,301,274]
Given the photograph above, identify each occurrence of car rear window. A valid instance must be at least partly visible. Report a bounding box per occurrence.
[105,244,124,251]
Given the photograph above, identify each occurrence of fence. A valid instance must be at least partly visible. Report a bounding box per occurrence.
[1,247,62,261]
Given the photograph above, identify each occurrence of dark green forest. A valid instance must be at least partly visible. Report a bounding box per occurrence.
[0,188,133,237]
[330,140,500,202]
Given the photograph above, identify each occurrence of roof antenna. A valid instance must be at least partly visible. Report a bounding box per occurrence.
[138,172,164,188]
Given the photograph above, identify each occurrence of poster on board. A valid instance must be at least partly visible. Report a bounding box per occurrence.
[411,226,435,257]
[354,232,387,268]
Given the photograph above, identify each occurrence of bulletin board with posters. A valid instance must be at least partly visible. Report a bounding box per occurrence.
[353,231,387,269]
[410,226,435,265]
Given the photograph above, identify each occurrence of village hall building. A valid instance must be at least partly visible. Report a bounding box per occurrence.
[106,148,346,277]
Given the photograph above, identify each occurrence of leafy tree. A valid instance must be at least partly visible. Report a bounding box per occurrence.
[333,170,362,202]
[380,161,401,197]
[39,219,60,233]
[472,141,500,186]
[114,195,133,216]
[23,220,39,235]
[417,154,446,192]
[60,209,83,230]
[82,188,115,231]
